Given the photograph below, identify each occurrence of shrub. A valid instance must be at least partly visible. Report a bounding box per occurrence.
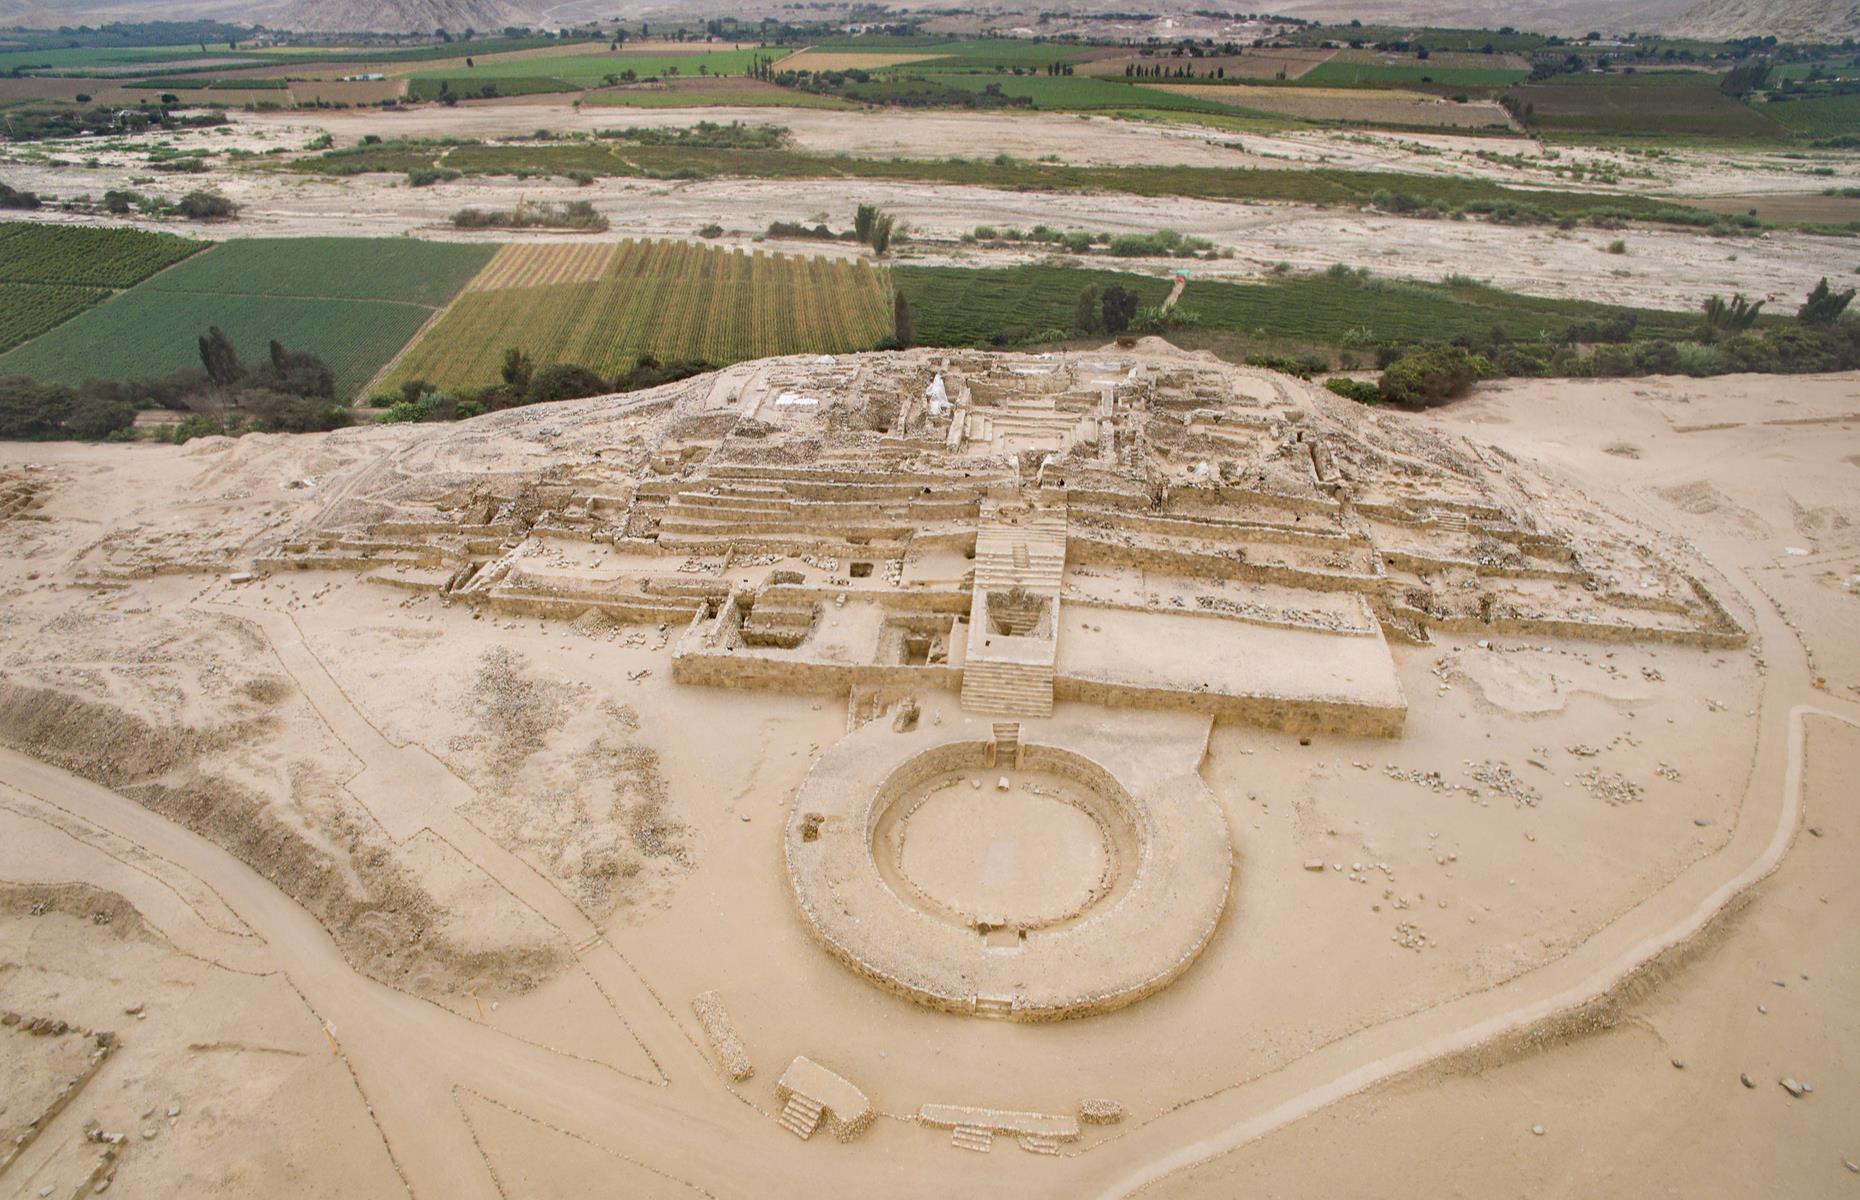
[525,363,609,404]
[1246,353,1328,379]
[175,190,237,220]
[1377,344,1491,408]
[0,182,43,210]
[407,167,462,187]
[1324,377,1380,404]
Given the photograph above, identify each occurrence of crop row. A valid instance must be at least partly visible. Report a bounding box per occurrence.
[0,283,109,354]
[383,239,894,393]
[0,222,204,289]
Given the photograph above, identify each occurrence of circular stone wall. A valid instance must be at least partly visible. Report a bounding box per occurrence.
[785,730,1232,1021]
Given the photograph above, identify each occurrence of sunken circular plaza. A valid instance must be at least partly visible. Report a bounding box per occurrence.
[784,715,1233,1021]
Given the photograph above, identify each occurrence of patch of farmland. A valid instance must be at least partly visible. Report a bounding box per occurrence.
[0,284,111,353]
[1077,48,1334,80]
[0,222,204,288]
[582,78,857,109]
[140,238,494,307]
[0,238,495,396]
[775,51,950,71]
[1759,92,1860,137]
[469,243,618,291]
[894,265,1173,347]
[382,239,893,393]
[1144,83,1517,129]
[1302,51,1528,87]
[1506,77,1789,139]
[893,264,1700,352]
[406,49,762,87]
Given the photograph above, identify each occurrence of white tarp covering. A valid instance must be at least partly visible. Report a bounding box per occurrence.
[925,373,950,415]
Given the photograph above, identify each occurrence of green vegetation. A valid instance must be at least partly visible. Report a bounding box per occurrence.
[0,237,494,395]
[451,200,609,231]
[0,222,204,288]
[581,84,854,109]
[0,223,207,352]
[383,239,893,394]
[1760,91,1860,137]
[1504,73,1789,140]
[894,265,1173,345]
[894,262,1705,354]
[290,140,1712,225]
[0,286,111,355]
[408,48,761,93]
[1302,60,1526,86]
[1376,343,1491,407]
[407,75,578,101]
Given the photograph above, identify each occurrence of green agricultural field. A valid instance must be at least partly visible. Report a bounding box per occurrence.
[894,265,1172,346]
[1285,25,1547,52]
[914,73,1261,114]
[408,48,762,87]
[383,239,894,393]
[0,222,204,288]
[1759,92,1860,137]
[406,76,579,101]
[806,37,1089,73]
[0,238,495,396]
[0,223,207,352]
[582,81,856,109]
[1181,272,1700,347]
[137,237,492,306]
[0,44,257,72]
[895,263,1701,352]
[0,284,112,354]
[1301,60,1527,86]
[1507,74,1789,140]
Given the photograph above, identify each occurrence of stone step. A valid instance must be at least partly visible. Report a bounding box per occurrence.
[952,1125,995,1153]
[778,1093,824,1140]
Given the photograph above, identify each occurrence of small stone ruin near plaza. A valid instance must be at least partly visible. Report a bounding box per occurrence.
[266,340,1746,1023]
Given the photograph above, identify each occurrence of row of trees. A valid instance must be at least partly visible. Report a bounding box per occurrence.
[0,327,343,442]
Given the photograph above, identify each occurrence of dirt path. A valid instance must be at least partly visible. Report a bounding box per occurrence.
[0,745,783,1199]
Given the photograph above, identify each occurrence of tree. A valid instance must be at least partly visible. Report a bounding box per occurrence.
[1101,284,1139,334]
[892,291,913,347]
[1798,277,1855,325]
[198,326,243,387]
[1703,292,1763,334]
[853,203,877,244]
[525,363,609,404]
[261,340,335,397]
[869,211,897,254]
[1073,284,1101,334]
[501,347,535,388]
[0,376,74,439]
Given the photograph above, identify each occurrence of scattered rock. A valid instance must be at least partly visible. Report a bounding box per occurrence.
[1531,1124,1545,1136]
[1303,859,1325,872]
[1779,1078,1807,1098]
[1741,1073,1757,1089]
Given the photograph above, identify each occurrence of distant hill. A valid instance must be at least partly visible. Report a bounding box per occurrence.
[0,0,535,34]
[270,0,534,33]
[1666,0,1860,38]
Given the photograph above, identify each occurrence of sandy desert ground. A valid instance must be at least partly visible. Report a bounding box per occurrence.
[0,349,1854,1198]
